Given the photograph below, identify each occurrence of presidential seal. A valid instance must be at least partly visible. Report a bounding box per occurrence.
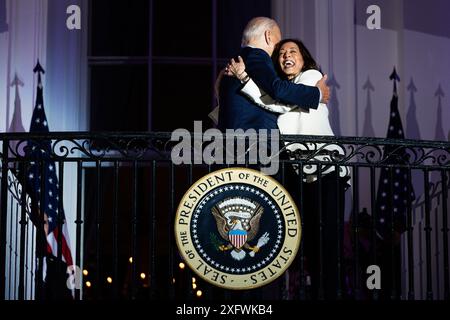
[174,167,301,290]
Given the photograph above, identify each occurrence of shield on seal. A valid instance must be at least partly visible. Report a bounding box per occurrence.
[228,229,247,249]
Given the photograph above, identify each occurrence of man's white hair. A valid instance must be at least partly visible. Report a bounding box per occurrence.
[241,17,278,47]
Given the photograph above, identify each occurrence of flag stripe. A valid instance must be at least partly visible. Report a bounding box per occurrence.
[47,227,73,266]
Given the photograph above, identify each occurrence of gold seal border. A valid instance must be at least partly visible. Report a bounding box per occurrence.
[174,167,301,290]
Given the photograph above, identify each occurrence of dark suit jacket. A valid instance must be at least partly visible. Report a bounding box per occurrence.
[218,47,320,131]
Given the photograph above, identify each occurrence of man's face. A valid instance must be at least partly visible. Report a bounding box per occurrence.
[268,25,282,55]
[272,26,282,46]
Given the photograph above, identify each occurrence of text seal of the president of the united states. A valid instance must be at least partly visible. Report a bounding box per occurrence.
[174,167,301,290]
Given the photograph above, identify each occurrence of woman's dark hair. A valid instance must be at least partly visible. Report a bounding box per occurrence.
[273,38,320,78]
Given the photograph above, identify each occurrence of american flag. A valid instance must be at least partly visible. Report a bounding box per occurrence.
[375,68,415,240]
[26,61,73,269]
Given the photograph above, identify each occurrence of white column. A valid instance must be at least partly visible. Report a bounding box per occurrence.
[45,0,88,132]
[0,0,48,133]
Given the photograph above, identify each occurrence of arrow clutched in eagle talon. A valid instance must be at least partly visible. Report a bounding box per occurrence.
[249,232,270,257]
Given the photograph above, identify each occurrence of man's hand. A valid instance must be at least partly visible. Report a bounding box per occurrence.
[316,74,330,104]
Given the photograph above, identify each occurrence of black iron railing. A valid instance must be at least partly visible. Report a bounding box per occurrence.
[0,132,449,300]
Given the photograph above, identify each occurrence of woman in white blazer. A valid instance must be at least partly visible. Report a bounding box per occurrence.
[226,39,349,299]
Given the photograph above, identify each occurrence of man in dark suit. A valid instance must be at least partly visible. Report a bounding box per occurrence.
[218,17,329,131]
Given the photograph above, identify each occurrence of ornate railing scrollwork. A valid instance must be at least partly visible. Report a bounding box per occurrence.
[0,132,448,167]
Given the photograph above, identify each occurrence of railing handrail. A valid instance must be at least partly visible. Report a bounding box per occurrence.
[0,131,448,148]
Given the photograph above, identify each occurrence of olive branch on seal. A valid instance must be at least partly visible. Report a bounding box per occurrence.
[209,232,224,251]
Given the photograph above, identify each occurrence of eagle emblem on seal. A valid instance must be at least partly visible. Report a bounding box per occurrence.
[211,197,270,261]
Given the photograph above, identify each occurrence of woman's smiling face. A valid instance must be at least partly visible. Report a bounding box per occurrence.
[278,41,304,80]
